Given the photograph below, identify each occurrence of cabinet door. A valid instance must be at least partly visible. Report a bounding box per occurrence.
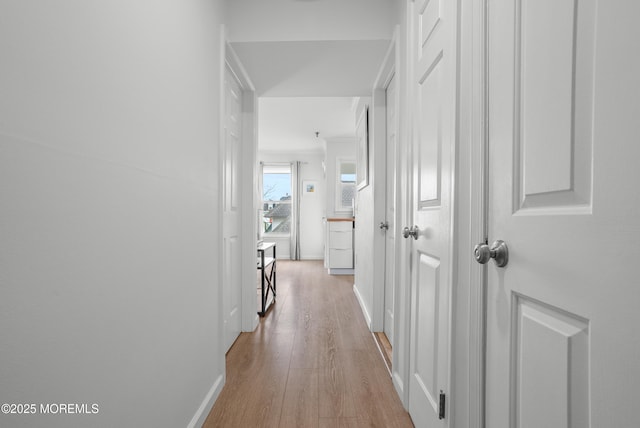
[329,230,353,249]
[329,221,353,232]
[329,249,353,269]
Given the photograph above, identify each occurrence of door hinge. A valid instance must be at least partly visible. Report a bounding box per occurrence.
[439,390,446,420]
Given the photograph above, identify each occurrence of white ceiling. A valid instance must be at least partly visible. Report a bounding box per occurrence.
[226,0,396,43]
[226,0,394,154]
[232,40,388,153]
[258,97,356,153]
[231,40,390,97]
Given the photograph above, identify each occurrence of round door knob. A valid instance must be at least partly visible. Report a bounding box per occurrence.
[473,240,509,267]
[474,243,492,264]
[402,225,419,240]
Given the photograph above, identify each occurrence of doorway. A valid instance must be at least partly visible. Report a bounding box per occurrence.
[374,71,398,373]
[222,63,243,353]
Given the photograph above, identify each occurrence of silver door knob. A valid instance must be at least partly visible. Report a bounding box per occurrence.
[473,240,509,267]
[402,225,419,240]
[379,221,389,230]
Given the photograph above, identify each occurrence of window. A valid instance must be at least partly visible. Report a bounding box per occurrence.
[336,159,356,212]
[261,164,292,236]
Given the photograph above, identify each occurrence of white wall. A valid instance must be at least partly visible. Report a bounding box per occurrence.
[259,152,325,260]
[226,0,395,42]
[0,2,226,427]
[352,98,377,328]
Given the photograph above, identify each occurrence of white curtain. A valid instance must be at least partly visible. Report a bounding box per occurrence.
[290,161,301,260]
[258,163,264,242]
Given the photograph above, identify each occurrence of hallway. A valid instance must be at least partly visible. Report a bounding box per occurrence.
[204,261,413,427]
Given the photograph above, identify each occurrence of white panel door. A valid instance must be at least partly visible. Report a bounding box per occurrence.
[223,65,243,353]
[485,1,640,427]
[407,0,457,425]
[384,74,397,345]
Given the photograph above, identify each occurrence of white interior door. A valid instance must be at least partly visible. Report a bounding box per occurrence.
[407,0,457,425]
[223,65,243,353]
[485,1,640,427]
[383,74,397,345]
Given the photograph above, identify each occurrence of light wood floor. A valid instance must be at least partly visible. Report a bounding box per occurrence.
[373,332,393,373]
[204,260,414,428]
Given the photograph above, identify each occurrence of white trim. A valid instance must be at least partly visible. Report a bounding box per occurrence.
[225,42,255,92]
[369,93,386,333]
[217,22,227,389]
[186,374,224,428]
[222,58,246,352]
[373,35,397,89]
[350,97,361,113]
[241,87,259,334]
[224,34,259,335]
[369,29,399,335]
[352,283,372,329]
[450,0,487,426]
[392,371,405,403]
[467,0,488,425]
[394,4,413,408]
[328,267,354,275]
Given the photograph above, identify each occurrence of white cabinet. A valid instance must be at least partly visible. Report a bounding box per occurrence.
[326,219,354,274]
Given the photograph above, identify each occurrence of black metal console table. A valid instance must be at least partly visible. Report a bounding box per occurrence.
[257,242,276,316]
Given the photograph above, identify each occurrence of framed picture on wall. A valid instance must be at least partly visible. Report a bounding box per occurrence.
[303,180,317,195]
[356,106,369,190]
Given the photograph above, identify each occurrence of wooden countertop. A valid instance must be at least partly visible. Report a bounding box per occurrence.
[326,217,355,222]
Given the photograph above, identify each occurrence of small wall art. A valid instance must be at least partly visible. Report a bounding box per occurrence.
[303,180,317,195]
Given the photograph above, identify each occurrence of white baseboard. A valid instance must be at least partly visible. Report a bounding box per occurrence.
[187,373,224,428]
[352,282,372,329]
[328,267,355,275]
[392,371,407,408]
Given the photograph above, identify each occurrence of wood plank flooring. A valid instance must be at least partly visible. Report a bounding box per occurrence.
[204,260,414,428]
[373,332,393,373]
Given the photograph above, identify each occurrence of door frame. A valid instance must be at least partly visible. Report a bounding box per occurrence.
[370,27,399,334]
[393,0,487,425]
[455,0,488,426]
[221,34,260,346]
[370,1,486,425]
